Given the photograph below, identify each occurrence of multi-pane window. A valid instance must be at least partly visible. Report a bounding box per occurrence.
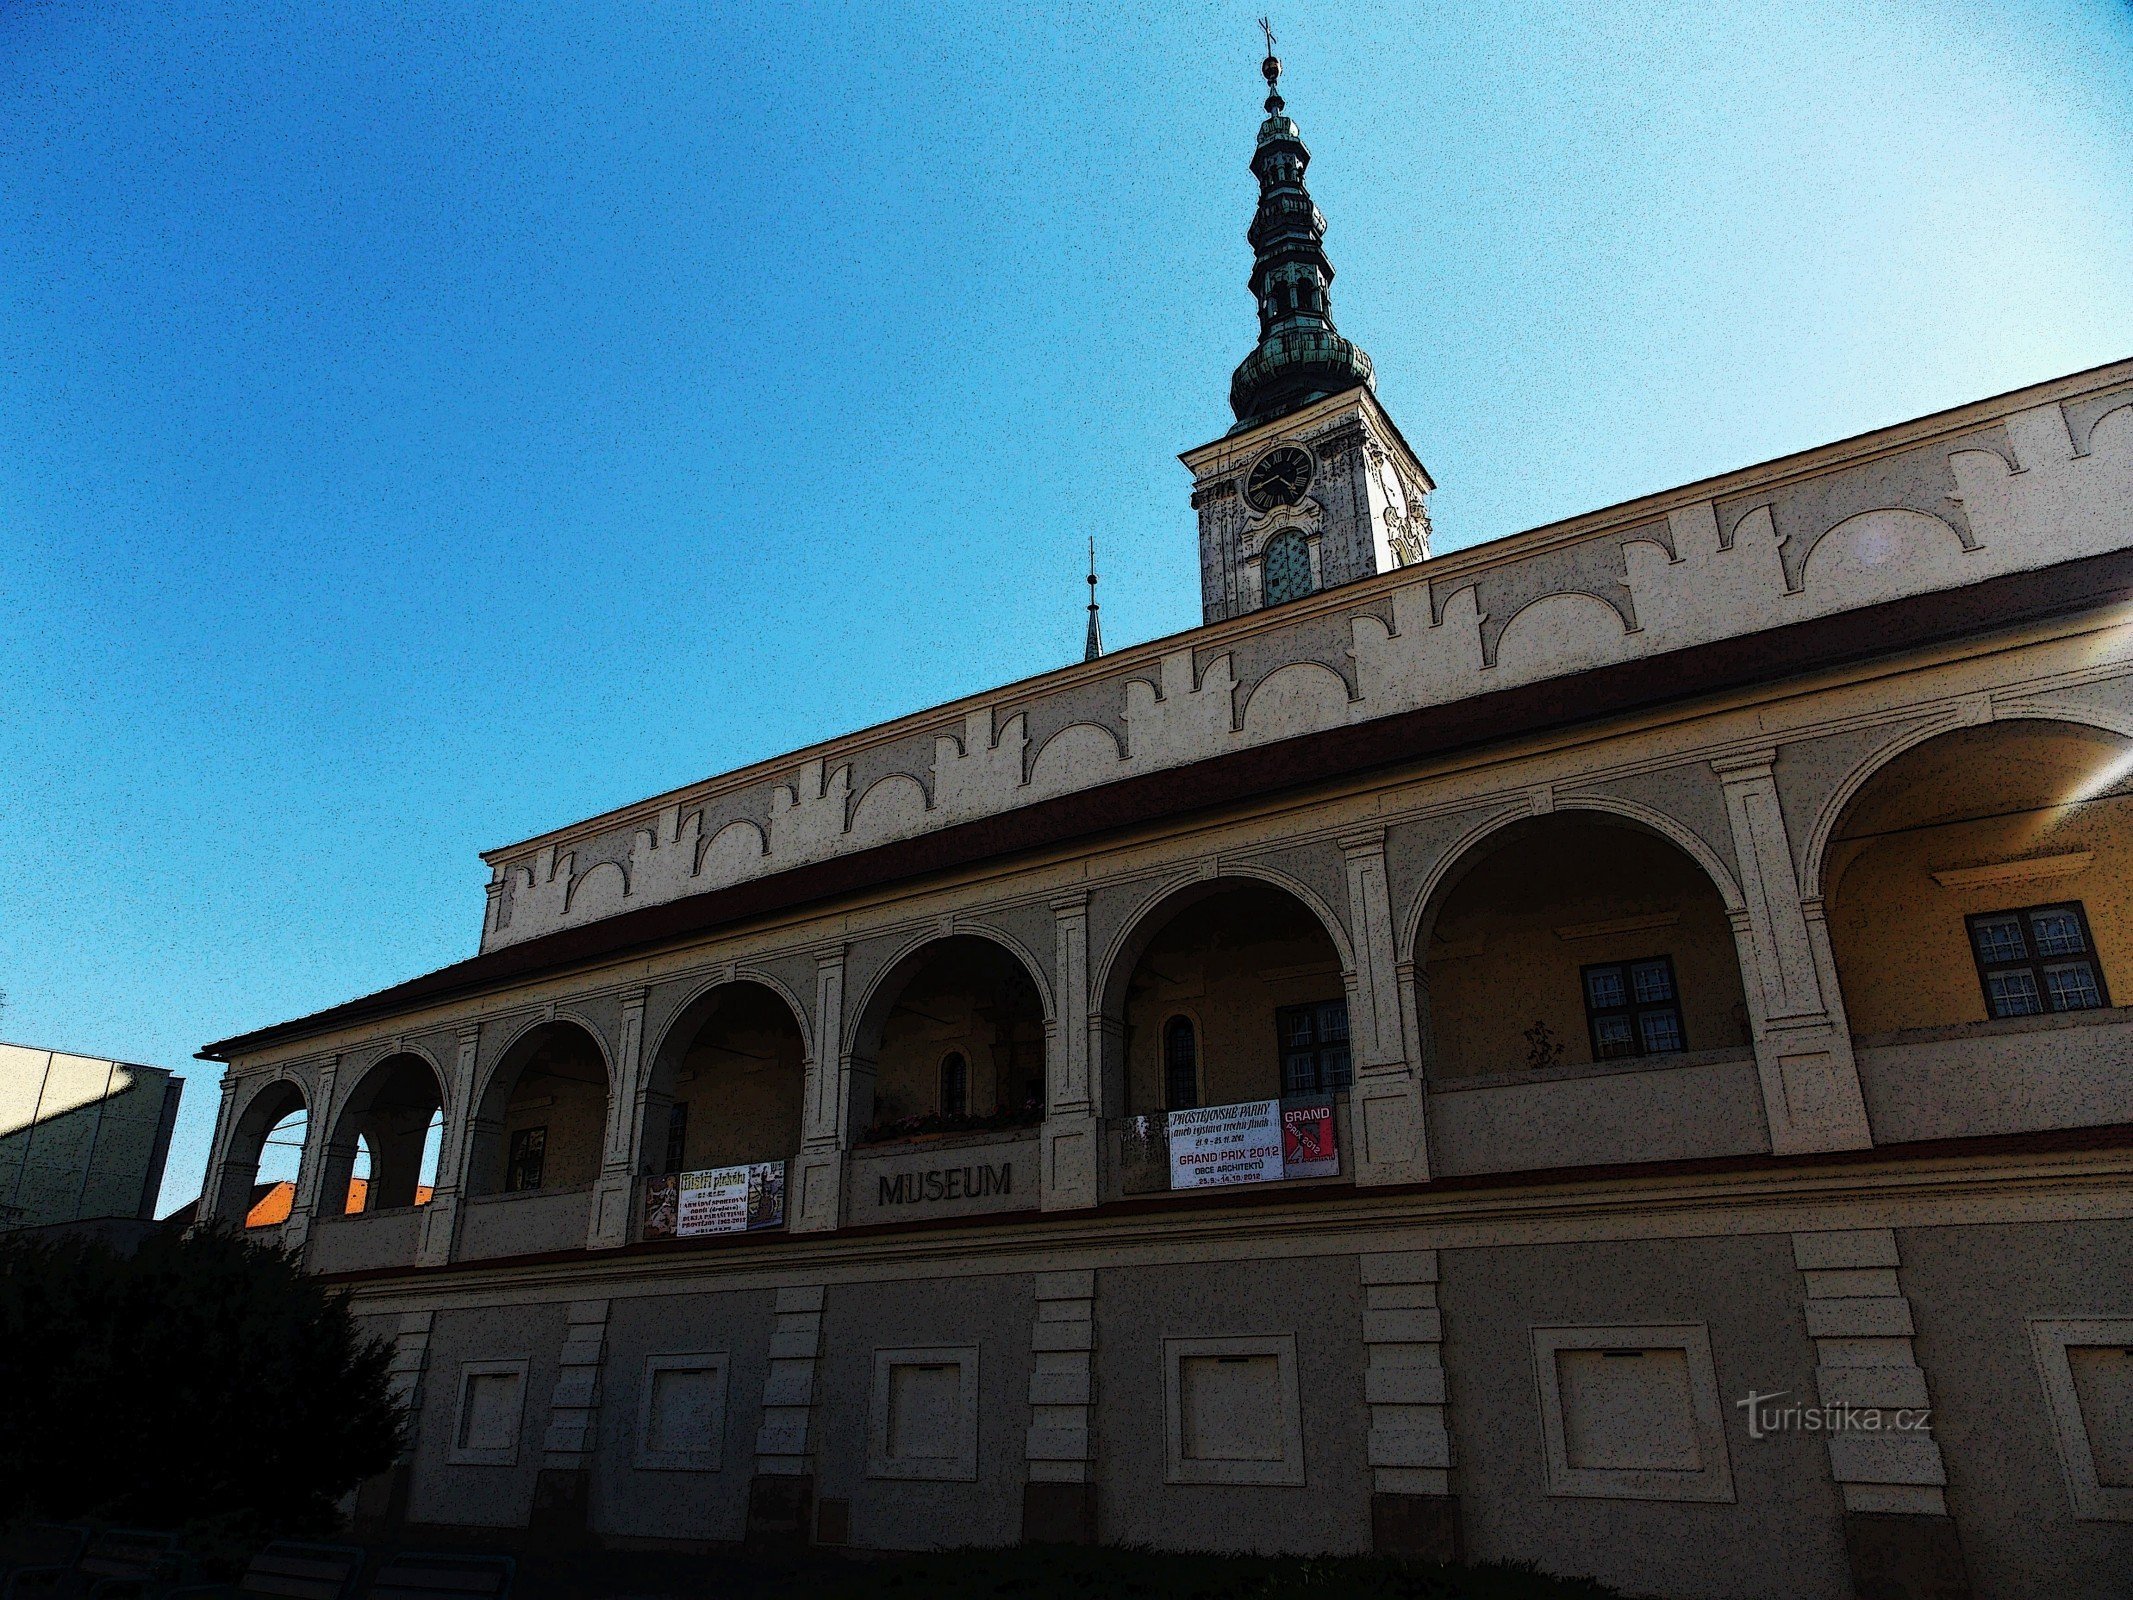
[505,1125,546,1192]
[663,1101,689,1174]
[939,1052,969,1118]
[1581,957,1687,1061]
[1162,1016,1199,1111]
[1966,903,2110,1019]
[1277,1001,1351,1095]
[1262,531,1315,606]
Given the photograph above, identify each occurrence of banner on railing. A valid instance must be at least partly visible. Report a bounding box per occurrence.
[643,1160,786,1239]
[1166,1099,1284,1189]
[1159,1096,1340,1190]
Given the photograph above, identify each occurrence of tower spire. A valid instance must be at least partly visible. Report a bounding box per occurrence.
[1083,536,1103,662]
[1228,28,1375,432]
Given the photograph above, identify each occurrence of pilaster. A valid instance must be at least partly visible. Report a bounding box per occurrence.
[748,1284,826,1540]
[1341,828,1430,1185]
[282,1055,338,1253]
[533,1298,610,1544]
[1042,893,1100,1211]
[1362,1250,1459,1557]
[1022,1268,1097,1541]
[417,1024,479,1266]
[587,989,647,1250]
[792,947,848,1233]
[1790,1230,1972,1597]
[1712,752,1873,1153]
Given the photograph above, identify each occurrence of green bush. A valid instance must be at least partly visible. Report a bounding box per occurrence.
[0,1224,403,1537]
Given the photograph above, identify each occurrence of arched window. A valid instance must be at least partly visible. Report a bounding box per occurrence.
[1162,1016,1199,1111]
[1263,530,1314,605]
[939,1052,969,1119]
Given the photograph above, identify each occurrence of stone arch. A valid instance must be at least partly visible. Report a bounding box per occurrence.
[1816,715,2133,1037]
[464,1017,613,1198]
[1027,723,1127,797]
[848,773,931,843]
[1094,872,1357,1117]
[1240,660,1351,743]
[565,859,629,916]
[638,975,812,1176]
[1410,809,1753,1081]
[211,1075,310,1226]
[846,930,1053,1142]
[321,1050,446,1214]
[1802,706,2133,900]
[1399,799,1745,962]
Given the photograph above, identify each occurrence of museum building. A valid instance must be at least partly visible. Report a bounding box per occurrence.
[196,50,2133,1600]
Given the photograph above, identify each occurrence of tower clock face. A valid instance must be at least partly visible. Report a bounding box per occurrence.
[1244,445,1313,511]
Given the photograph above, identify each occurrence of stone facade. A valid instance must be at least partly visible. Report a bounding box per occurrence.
[196,359,2133,1598]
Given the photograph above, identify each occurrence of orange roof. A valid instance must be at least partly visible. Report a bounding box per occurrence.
[243,1178,432,1229]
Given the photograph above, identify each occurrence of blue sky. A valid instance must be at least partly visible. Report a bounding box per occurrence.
[2,2,2129,1215]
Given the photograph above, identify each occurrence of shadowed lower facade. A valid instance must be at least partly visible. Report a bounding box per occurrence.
[194,52,2133,1600]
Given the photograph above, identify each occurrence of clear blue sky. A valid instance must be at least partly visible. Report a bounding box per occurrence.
[3,3,2130,1215]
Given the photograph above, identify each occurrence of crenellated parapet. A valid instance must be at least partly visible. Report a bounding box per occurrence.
[477,362,2133,954]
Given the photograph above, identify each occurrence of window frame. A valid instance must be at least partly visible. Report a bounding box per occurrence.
[505,1125,547,1192]
[662,1100,689,1175]
[1261,529,1316,606]
[1530,1325,1734,1503]
[2028,1317,2133,1522]
[1579,954,1687,1062]
[1965,902,2111,1021]
[938,1052,969,1119]
[1162,1333,1305,1486]
[448,1357,531,1467]
[867,1345,980,1482]
[1275,1000,1352,1097]
[1161,1014,1200,1112]
[633,1351,729,1473]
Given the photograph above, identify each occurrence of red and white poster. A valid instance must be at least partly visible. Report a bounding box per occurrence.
[1281,1098,1340,1178]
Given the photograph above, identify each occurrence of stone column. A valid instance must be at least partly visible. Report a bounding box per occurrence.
[1712,752,1873,1153]
[1042,893,1100,1211]
[792,945,849,1233]
[532,1298,611,1545]
[1789,1230,1971,1597]
[417,1024,480,1266]
[587,990,647,1250]
[1362,1250,1458,1558]
[1341,828,1431,1185]
[1022,1268,1097,1541]
[748,1284,826,1540]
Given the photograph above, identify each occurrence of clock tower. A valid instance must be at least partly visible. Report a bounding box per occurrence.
[1182,38,1433,624]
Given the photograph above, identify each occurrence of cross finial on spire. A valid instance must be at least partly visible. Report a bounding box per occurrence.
[1259,18,1282,111]
[1083,536,1103,662]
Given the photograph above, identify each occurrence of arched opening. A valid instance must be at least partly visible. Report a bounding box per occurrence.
[323,1052,445,1214]
[465,1021,610,1197]
[639,981,807,1176]
[1823,720,2133,1035]
[1418,814,1749,1079]
[853,935,1047,1143]
[211,1080,308,1227]
[1106,881,1350,1116]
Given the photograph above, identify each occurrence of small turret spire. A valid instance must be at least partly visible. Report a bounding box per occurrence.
[1083,537,1104,662]
[1228,26,1376,432]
